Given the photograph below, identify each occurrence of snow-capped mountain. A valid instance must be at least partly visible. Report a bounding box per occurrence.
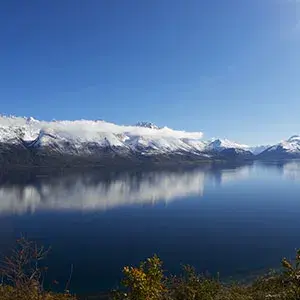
[135,122,160,130]
[0,116,252,157]
[0,115,211,167]
[205,138,248,152]
[0,115,294,168]
[258,135,300,159]
[247,145,270,155]
[0,115,203,150]
[204,139,269,155]
[203,138,254,158]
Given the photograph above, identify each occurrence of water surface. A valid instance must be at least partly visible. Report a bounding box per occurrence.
[0,161,300,294]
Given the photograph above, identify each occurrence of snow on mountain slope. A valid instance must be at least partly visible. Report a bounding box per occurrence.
[127,135,193,153]
[181,139,208,152]
[259,135,300,157]
[0,115,203,138]
[205,139,248,152]
[0,115,204,156]
[279,135,300,152]
[205,138,269,155]
[0,115,278,160]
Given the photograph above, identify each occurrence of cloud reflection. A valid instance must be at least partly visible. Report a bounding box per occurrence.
[0,163,262,215]
[0,169,207,214]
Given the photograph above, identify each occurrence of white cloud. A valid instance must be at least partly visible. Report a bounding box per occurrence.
[0,115,204,141]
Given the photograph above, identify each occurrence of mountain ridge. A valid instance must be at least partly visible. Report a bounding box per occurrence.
[0,115,298,167]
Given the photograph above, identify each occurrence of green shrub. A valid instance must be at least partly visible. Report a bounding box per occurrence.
[114,250,300,300]
[281,249,300,299]
[113,255,166,300]
[167,265,221,300]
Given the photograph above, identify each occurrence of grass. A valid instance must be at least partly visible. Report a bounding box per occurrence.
[1,238,300,300]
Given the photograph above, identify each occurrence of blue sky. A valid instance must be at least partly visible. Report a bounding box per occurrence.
[0,0,299,145]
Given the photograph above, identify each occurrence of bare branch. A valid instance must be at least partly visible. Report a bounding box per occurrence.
[0,237,50,290]
[65,264,74,293]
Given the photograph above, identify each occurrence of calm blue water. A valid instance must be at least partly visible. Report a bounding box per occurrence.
[0,161,300,294]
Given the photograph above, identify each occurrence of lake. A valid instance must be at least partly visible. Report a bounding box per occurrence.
[0,160,300,295]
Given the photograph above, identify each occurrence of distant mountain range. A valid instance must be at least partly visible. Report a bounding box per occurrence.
[0,115,298,169]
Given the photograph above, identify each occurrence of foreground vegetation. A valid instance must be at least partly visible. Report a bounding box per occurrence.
[0,238,75,300]
[112,254,300,300]
[0,238,300,300]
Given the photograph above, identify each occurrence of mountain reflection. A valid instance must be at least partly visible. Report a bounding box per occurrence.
[256,160,300,180]
[0,169,208,214]
[210,165,252,186]
[2,161,295,215]
[282,160,300,181]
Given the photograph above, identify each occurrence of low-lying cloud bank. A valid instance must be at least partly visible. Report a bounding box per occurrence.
[0,116,204,140]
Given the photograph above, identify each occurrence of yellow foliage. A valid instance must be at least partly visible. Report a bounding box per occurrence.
[116,255,166,300]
